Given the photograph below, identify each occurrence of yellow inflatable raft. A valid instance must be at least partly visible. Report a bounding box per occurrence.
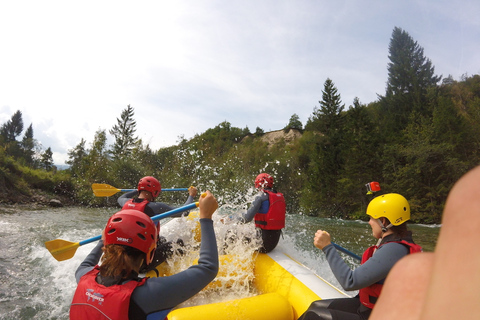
[147,213,348,320]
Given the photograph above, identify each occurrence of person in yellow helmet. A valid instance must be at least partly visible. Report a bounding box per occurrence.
[371,165,480,320]
[298,193,422,320]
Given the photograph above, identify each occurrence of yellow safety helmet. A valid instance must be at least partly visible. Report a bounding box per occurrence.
[366,193,410,226]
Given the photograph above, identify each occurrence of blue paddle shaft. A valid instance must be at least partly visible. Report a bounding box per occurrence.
[332,242,361,261]
[78,202,198,247]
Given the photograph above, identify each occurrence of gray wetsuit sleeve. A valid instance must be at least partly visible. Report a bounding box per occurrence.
[322,242,410,291]
[239,193,269,223]
[184,195,194,206]
[74,240,104,283]
[117,190,138,207]
[131,218,219,314]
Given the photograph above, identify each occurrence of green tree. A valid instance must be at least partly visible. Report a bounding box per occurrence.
[338,98,382,216]
[1,110,24,159]
[254,127,264,136]
[1,110,24,142]
[284,113,303,132]
[21,124,36,166]
[379,27,441,137]
[301,78,345,216]
[305,78,344,133]
[40,147,54,171]
[109,105,138,160]
[242,126,251,136]
[386,27,441,98]
[85,129,111,183]
[197,121,246,155]
[66,138,88,177]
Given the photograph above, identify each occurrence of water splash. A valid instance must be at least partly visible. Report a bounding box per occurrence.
[158,209,264,308]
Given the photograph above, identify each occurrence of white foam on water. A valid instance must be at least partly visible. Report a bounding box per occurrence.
[25,230,101,319]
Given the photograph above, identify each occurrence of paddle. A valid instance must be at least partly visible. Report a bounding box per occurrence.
[92,183,189,197]
[331,242,361,261]
[45,202,199,262]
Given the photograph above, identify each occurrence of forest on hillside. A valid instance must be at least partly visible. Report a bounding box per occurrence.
[1,27,479,224]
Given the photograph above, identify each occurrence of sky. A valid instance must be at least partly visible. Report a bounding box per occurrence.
[1,1,479,165]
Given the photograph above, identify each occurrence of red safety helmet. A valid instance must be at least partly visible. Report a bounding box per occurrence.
[138,176,161,198]
[255,173,274,189]
[104,209,158,265]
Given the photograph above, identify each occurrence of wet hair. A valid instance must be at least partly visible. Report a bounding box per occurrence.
[99,244,145,278]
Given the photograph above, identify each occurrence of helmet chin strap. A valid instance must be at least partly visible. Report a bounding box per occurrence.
[375,219,393,247]
[377,219,393,233]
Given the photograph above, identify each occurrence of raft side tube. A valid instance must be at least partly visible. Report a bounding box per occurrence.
[168,292,294,320]
[254,251,348,318]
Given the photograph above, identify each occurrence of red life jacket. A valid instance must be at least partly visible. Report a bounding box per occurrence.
[122,198,149,212]
[70,266,146,320]
[359,240,423,309]
[254,190,286,230]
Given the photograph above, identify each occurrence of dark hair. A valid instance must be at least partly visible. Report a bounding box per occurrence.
[384,218,410,237]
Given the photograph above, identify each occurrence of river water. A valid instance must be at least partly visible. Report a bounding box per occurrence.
[0,205,440,320]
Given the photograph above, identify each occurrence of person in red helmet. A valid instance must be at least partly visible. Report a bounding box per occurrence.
[237,173,286,253]
[119,176,197,215]
[118,176,198,272]
[70,191,219,320]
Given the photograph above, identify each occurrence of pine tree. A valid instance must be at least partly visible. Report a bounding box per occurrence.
[305,78,344,133]
[109,105,138,160]
[21,124,36,166]
[41,147,54,171]
[301,79,345,216]
[380,27,441,137]
[386,27,441,98]
[66,138,88,177]
[339,98,382,213]
[0,110,24,142]
[1,110,24,158]
[86,129,112,182]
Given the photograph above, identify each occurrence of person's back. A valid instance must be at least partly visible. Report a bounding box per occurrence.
[70,191,219,319]
[117,176,198,271]
[118,176,197,218]
[236,173,285,253]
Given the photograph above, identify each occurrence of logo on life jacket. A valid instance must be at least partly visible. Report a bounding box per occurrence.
[85,289,104,305]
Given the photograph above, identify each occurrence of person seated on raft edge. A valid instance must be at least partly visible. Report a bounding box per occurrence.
[117,176,198,272]
[369,165,480,320]
[298,193,422,320]
[70,191,219,320]
[225,173,286,253]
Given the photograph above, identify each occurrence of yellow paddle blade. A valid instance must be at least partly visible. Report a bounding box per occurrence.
[44,239,80,262]
[92,183,121,197]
